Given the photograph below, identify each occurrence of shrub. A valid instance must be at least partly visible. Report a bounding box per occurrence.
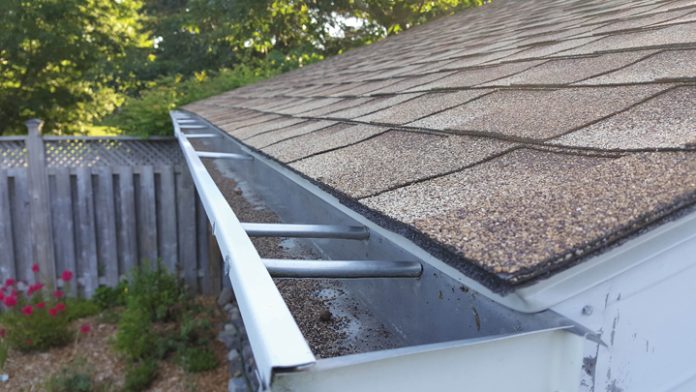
[127,261,186,322]
[93,281,128,310]
[43,358,107,392]
[179,315,213,345]
[178,347,218,373]
[103,64,281,136]
[65,298,101,321]
[123,359,158,392]
[114,302,155,361]
[0,267,77,352]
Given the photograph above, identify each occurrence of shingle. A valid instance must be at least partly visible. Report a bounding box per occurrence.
[551,87,696,149]
[290,131,513,198]
[218,113,278,133]
[409,85,667,139]
[499,37,602,61]
[232,117,307,140]
[429,48,523,68]
[275,97,344,115]
[483,50,654,85]
[366,72,456,95]
[590,8,696,35]
[331,79,405,96]
[188,0,696,287]
[356,90,491,125]
[576,49,696,84]
[409,61,544,90]
[560,22,696,56]
[298,97,374,116]
[363,150,696,281]
[262,123,385,162]
[322,94,423,119]
[244,120,338,148]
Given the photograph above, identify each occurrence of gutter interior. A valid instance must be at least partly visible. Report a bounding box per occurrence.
[186,125,576,364]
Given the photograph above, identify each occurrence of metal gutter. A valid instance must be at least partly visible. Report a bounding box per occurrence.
[171,112,315,389]
[176,109,696,315]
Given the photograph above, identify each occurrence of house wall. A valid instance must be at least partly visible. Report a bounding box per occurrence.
[550,213,696,392]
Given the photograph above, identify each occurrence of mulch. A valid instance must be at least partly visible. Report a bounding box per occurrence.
[0,296,228,392]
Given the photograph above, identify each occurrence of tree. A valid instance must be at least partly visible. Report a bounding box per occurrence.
[0,0,150,134]
[140,0,486,78]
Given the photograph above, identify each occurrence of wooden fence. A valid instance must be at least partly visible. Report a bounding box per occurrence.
[0,121,221,296]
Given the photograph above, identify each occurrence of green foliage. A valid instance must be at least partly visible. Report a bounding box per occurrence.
[0,289,73,352]
[112,263,220,378]
[103,64,280,136]
[179,316,213,345]
[65,298,101,321]
[93,282,129,311]
[114,303,155,361]
[123,359,158,392]
[126,261,187,322]
[44,358,114,392]
[0,0,487,136]
[178,347,218,373]
[0,0,150,134]
[0,339,8,371]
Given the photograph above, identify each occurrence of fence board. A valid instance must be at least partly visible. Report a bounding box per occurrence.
[75,167,98,295]
[95,167,119,287]
[197,196,211,293]
[157,166,178,273]
[11,171,32,283]
[50,167,77,280]
[116,166,137,277]
[177,169,198,290]
[0,170,16,281]
[208,224,223,295]
[0,136,217,295]
[137,166,158,263]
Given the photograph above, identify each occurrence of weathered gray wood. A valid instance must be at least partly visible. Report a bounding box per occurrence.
[11,171,32,283]
[50,167,77,280]
[207,222,223,295]
[95,167,119,287]
[25,120,57,287]
[177,169,197,290]
[116,166,137,277]
[75,167,98,296]
[0,136,209,294]
[0,170,17,281]
[137,166,158,264]
[197,196,210,293]
[157,166,178,273]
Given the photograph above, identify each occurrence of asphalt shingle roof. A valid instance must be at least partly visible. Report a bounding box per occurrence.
[185,0,696,291]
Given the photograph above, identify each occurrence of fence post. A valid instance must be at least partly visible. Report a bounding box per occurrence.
[25,119,57,289]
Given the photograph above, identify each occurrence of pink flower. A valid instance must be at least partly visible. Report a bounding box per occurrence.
[0,328,5,338]
[31,263,40,273]
[3,296,16,307]
[27,283,44,296]
[61,270,73,282]
[36,301,46,309]
[21,305,33,316]
[55,302,66,312]
[53,289,64,299]
[79,324,91,335]
[0,291,4,301]
[4,278,14,286]
[48,307,58,317]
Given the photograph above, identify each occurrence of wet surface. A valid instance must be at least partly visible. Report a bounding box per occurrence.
[198,148,397,358]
